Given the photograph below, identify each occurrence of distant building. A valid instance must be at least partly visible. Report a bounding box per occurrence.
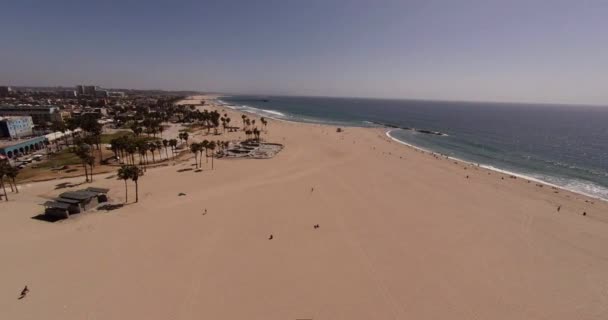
[94,90,109,98]
[0,116,34,138]
[109,91,126,98]
[84,86,97,96]
[76,85,85,95]
[61,90,77,98]
[0,105,63,124]
[0,86,12,97]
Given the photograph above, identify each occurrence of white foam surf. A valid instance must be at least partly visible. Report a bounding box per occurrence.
[386,129,608,202]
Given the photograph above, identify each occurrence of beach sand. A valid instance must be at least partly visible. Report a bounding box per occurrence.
[1,95,607,319]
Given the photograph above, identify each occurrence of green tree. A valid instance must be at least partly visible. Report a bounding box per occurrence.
[73,143,92,182]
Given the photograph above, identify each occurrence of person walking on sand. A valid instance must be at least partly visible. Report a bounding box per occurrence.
[268,234,273,240]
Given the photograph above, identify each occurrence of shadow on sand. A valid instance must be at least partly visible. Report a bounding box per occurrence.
[31,214,65,223]
[54,182,86,190]
[98,203,124,211]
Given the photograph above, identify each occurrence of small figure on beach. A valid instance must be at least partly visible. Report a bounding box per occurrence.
[583,212,587,216]
[557,205,561,212]
[311,187,314,193]
[268,234,273,240]
[19,286,29,299]
[314,224,320,229]
[203,208,207,215]
[466,175,469,179]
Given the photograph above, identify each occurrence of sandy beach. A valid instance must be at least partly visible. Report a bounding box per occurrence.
[1,95,607,319]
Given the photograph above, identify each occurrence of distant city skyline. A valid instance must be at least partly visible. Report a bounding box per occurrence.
[2,0,608,106]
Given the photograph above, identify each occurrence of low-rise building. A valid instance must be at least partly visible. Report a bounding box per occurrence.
[44,187,109,219]
[0,136,47,159]
[0,105,63,124]
[0,116,34,138]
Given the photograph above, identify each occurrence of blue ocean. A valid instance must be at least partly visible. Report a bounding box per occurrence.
[220,95,608,200]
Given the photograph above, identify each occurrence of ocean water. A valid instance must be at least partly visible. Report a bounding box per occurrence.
[220,95,608,200]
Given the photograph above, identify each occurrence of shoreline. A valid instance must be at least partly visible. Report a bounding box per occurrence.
[385,129,608,203]
[217,95,608,202]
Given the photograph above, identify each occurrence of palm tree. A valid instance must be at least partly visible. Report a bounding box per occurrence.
[0,162,9,201]
[87,154,95,182]
[4,164,18,193]
[131,165,144,203]
[159,124,164,138]
[149,143,157,163]
[208,141,216,170]
[200,140,209,167]
[155,140,163,160]
[117,165,131,203]
[126,142,137,165]
[162,139,169,159]
[137,141,149,167]
[261,117,268,132]
[182,132,189,147]
[201,140,209,164]
[169,139,178,159]
[73,143,92,182]
[190,143,200,168]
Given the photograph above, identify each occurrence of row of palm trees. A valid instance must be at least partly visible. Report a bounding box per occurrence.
[241,115,268,136]
[244,127,262,141]
[110,135,180,167]
[0,161,19,201]
[190,140,217,169]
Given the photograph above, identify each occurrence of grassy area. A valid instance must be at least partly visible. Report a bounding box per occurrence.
[38,149,83,169]
[15,149,83,182]
[100,131,134,144]
[100,131,159,144]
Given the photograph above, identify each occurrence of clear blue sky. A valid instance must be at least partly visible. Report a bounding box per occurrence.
[2,0,607,105]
